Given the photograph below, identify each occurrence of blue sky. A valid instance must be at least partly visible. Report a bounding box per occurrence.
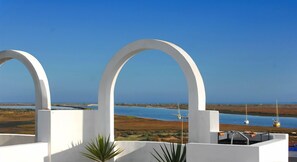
[0,0,296,104]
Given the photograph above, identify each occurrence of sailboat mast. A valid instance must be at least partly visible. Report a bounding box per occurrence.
[276,100,279,121]
[245,104,248,120]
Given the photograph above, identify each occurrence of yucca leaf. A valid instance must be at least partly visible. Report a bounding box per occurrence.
[152,148,166,162]
[151,143,186,162]
[81,135,123,162]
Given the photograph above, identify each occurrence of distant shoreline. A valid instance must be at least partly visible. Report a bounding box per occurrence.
[115,103,297,117]
[0,103,297,117]
[0,109,296,146]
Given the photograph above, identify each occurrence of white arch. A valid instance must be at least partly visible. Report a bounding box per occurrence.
[98,39,206,141]
[0,50,51,137]
[0,50,51,110]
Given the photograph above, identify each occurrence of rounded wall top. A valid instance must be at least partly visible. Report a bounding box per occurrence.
[98,39,206,140]
[0,50,51,110]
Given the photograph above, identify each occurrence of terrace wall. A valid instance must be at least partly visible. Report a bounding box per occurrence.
[0,142,48,162]
[115,141,185,162]
[187,133,288,162]
[187,142,260,162]
[0,134,35,146]
[256,134,288,162]
[38,110,98,162]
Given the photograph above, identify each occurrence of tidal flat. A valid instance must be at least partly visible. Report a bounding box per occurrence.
[0,109,296,146]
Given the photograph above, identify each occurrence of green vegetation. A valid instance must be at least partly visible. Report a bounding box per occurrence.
[152,143,186,162]
[82,135,123,162]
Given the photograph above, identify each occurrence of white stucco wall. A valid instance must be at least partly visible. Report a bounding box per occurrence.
[37,110,177,162]
[0,134,35,146]
[187,142,260,162]
[38,110,98,162]
[187,133,288,162]
[115,141,185,162]
[189,110,219,143]
[0,142,48,162]
[256,134,288,162]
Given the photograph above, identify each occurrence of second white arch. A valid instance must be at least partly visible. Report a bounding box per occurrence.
[98,39,208,142]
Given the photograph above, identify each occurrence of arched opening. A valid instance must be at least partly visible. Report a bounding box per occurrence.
[114,50,189,143]
[0,50,51,140]
[0,59,36,134]
[98,39,206,142]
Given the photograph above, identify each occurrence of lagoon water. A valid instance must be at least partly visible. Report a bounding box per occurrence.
[113,106,297,128]
[0,105,296,128]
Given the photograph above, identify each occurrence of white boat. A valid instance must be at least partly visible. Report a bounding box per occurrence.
[177,104,182,119]
[273,100,281,128]
[244,104,249,125]
[175,103,187,144]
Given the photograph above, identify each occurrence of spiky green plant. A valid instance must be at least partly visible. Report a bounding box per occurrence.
[81,135,123,162]
[152,143,186,162]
